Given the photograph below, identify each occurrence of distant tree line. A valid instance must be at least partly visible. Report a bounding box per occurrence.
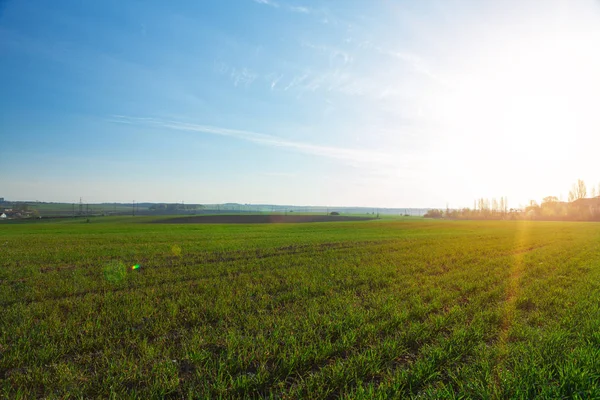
[425,196,511,220]
[426,179,600,221]
[148,203,202,211]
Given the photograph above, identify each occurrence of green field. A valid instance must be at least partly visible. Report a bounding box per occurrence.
[2,217,600,398]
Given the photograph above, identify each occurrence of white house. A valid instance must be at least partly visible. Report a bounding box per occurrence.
[0,213,6,219]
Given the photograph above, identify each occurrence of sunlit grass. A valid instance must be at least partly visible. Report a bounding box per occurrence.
[2,218,600,398]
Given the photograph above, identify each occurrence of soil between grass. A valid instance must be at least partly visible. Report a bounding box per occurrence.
[153,214,375,224]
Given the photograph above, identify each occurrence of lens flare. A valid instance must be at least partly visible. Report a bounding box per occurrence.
[131,264,140,270]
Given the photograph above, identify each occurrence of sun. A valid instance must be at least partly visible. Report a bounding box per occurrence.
[413,6,600,205]
[449,21,596,145]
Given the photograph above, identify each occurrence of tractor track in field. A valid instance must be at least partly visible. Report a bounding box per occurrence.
[33,240,392,274]
[2,240,550,308]
[27,240,548,277]
[1,240,396,307]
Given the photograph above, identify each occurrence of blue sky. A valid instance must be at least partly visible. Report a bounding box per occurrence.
[2,0,600,208]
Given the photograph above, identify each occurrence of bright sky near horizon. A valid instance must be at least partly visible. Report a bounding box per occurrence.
[2,0,600,208]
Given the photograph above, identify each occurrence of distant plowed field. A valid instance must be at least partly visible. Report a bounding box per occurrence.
[154,214,374,224]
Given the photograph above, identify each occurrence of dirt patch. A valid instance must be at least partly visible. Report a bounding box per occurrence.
[152,215,375,224]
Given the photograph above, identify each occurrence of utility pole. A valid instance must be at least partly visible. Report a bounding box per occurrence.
[132,201,135,217]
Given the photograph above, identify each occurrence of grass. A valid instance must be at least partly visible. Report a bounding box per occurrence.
[2,217,600,398]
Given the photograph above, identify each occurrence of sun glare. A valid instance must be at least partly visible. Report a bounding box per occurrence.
[426,9,600,198]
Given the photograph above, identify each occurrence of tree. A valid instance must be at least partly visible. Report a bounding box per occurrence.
[541,196,560,218]
[15,203,29,212]
[542,196,559,205]
[577,179,587,199]
[501,197,508,214]
[569,179,587,202]
[525,200,540,218]
[424,209,444,218]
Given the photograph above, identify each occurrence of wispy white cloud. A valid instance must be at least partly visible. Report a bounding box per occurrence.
[213,61,258,87]
[253,0,279,8]
[213,60,229,74]
[289,6,310,14]
[110,115,393,167]
[301,41,353,67]
[268,73,284,89]
[231,67,257,87]
[252,0,313,14]
[375,46,452,88]
[283,73,309,91]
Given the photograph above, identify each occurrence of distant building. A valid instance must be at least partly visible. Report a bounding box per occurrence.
[0,213,6,219]
[0,198,4,203]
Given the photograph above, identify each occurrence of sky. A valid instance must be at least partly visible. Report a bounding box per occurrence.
[2,0,600,208]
